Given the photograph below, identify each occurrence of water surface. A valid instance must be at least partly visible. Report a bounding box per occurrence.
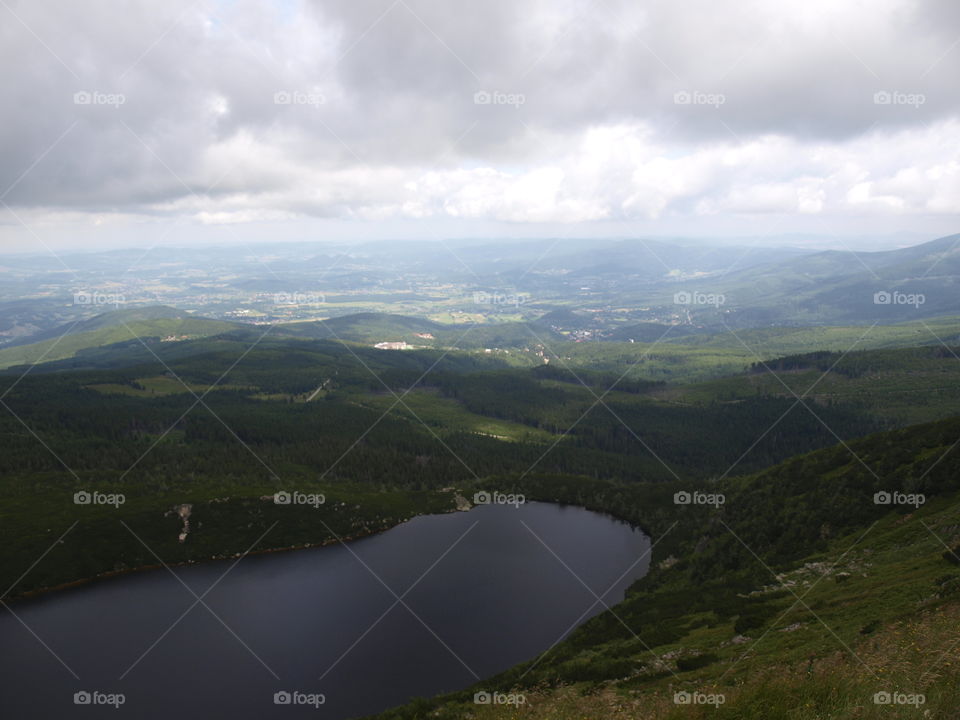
[0,502,650,719]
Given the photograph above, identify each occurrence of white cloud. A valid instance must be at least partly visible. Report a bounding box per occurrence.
[91,118,957,226]
[0,0,958,246]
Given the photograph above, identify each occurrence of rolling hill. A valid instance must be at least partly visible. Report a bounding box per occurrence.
[0,306,242,370]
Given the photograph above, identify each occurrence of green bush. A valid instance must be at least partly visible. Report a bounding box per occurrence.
[677,652,719,672]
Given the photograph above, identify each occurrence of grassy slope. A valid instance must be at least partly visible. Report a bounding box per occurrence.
[390,501,960,719]
[356,389,558,443]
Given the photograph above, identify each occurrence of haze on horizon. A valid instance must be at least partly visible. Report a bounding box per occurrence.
[1,0,959,254]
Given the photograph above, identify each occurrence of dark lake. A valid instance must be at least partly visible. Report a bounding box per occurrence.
[0,502,651,719]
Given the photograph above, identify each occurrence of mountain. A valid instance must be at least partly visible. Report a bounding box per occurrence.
[280,312,563,350]
[333,238,811,284]
[708,233,960,323]
[604,321,701,342]
[0,307,567,374]
[0,306,241,370]
[279,312,445,343]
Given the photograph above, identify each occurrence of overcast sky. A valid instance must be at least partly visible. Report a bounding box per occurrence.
[0,0,958,252]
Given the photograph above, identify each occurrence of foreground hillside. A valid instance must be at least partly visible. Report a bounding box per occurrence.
[372,417,960,719]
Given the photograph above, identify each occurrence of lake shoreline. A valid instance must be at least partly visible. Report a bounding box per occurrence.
[8,508,459,604]
[8,493,648,605]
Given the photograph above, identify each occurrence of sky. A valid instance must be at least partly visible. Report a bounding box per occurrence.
[0,0,958,253]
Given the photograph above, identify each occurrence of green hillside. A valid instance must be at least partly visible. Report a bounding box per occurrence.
[0,306,241,369]
[665,315,960,355]
[556,316,960,383]
[279,312,444,343]
[281,312,563,350]
[653,344,960,426]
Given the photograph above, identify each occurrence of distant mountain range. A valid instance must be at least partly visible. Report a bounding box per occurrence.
[1,234,959,370]
[701,233,960,323]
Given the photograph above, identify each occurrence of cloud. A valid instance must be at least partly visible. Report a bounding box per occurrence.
[0,0,957,239]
